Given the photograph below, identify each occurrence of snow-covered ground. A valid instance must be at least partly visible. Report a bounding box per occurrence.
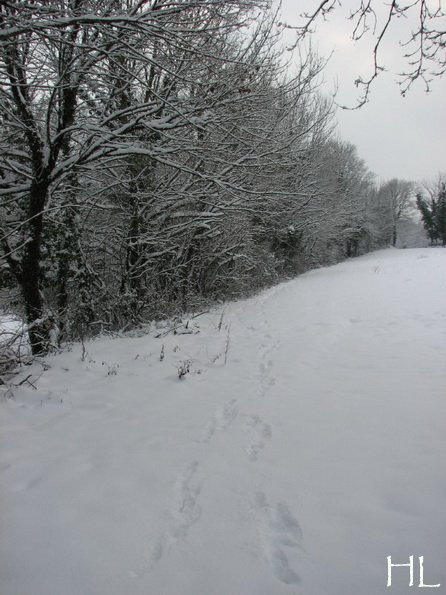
[0,314,29,378]
[1,248,445,595]
[0,314,28,351]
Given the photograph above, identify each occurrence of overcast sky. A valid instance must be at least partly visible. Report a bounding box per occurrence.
[278,1,446,184]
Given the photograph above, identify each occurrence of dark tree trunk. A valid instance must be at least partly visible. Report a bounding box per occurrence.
[57,257,69,339]
[346,241,352,258]
[392,225,397,247]
[21,179,48,354]
[120,193,145,323]
[56,186,81,340]
[121,211,143,296]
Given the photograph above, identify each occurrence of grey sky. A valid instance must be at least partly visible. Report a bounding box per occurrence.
[278,1,446,183]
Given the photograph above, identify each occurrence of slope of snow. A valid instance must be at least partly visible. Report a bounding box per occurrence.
[1,248,445,595]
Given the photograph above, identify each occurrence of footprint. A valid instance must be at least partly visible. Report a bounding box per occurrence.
[199,399,238,443]
[145,461,202,572]
[259,339,280,360]
[245,415,272,462]
[259,358,273,376]
[169,461,202,539]
[253,492,302,585]
[257,338,280,396]
[274,502,303,545]
[259,358,276,394]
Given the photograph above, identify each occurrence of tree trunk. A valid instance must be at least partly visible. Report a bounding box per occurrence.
[392,225,397,247]
[21,179,48,355]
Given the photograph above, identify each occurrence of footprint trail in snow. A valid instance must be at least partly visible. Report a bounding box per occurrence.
[253,492,303,585]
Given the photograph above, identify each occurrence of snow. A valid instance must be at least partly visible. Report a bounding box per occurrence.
[0,314,29,359]
[1,248,445,595]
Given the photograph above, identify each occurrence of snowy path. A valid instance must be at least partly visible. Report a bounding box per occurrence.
[1,248,445,595]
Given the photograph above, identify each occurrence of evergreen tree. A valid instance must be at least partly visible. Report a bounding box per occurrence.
[416,184,446,246]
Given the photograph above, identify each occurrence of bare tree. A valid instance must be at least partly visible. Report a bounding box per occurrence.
[300,139,376,262]
[0,0,399,357]
[287,1,446,105]
[0,0,268,352]
[377,178,414,246]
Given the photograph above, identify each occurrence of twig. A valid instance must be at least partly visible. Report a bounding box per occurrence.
[16,374,37,389]
[224,324,231,365]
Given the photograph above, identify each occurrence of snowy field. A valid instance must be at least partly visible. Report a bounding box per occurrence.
[1,248,445,595]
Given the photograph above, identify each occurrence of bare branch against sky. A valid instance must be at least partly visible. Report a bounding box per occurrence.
[278,0,446,181]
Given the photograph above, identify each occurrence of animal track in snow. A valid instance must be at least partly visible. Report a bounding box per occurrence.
[170,461,202,538]
[146,461,202,571]
[259,360,276,395]
[259,359,273,376]
[259,338,280,361]
[199,399,239,443]
[258,338,280,396]
[245,415,272,462]
[253,492,303,585]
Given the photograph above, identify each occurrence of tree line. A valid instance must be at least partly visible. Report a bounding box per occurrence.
[0,0,426,355]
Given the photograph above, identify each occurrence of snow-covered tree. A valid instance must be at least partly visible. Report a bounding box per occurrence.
[300,139,376,263]
[0,0,270,352]
[416,177,446,246]
[377,179,415,247]
[1,0,401,354]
